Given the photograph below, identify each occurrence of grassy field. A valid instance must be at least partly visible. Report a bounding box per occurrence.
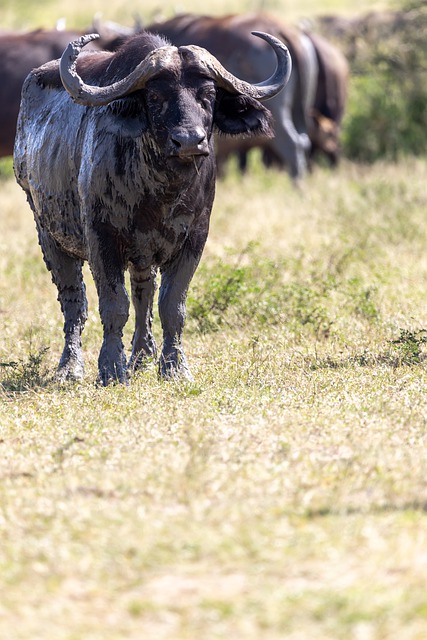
[1,153,427,638]
[2,0,427,637]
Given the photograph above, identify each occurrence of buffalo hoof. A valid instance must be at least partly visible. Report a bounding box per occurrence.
[97,363,129,386]
[55,358,85,383]
[98,339,128,385]
[129,349,157,373]
[159,352,194,382]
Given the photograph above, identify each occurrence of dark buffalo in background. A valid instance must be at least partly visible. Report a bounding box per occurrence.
[0,29,86,157]
[304,31,349,166]
[215,27,350,173]
[0,27,119,158]
[147,12,319,181]
[14,31,291,384]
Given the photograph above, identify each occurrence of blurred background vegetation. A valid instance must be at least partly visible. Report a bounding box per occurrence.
[331,0,427,162]
[0,0,400,29]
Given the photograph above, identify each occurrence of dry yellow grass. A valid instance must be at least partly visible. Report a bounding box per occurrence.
[1,155,427,638]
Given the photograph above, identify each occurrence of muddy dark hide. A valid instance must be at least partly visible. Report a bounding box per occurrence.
[14,31,275,384]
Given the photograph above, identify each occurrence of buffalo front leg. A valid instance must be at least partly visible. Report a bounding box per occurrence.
[129,264,158,371]
[36,224,88,381]
[158,247,202,381]
[88,227,129,385]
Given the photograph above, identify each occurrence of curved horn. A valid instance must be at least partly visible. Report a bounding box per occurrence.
[187,31,292,101]
[60,33,178,106]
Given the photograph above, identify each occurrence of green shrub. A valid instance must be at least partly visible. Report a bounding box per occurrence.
[187,244,380,338]
[0,345,52,392]
[389,328,427,365]
[342,1,427,162]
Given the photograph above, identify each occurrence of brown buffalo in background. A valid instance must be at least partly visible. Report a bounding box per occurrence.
[0,27,118,158]
[0,29,87,157]
[1,12,350,170]
[305,31,349,166]
[220,28,350,173]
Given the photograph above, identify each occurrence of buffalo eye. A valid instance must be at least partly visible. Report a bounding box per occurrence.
[146,89,168,112]
[196,86,216,111]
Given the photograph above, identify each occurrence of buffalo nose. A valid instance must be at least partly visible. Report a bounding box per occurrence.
[169,128,208,157]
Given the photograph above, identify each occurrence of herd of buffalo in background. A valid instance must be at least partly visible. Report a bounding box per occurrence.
[1,3,425,178]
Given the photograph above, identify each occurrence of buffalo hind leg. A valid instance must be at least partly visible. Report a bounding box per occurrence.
[36,224,88,382]
[129,264,158,371]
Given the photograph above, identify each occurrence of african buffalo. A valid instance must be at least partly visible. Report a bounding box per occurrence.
[211,28,349,172]
[14,30,291,384]
[147,13,318,180]
[305,31,349,166]
[0,26,125,158]
[0,29,93,158]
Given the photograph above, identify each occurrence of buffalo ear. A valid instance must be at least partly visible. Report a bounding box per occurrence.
[107,93,149,135]
[214,92,274,137]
